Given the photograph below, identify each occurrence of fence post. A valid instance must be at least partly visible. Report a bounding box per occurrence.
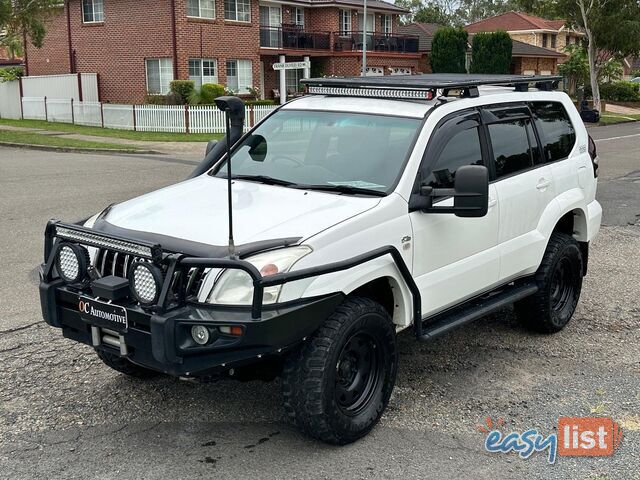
[71,98,75,124]
[132,104,137,131]
[185,104,189,134]
[18,77,24,120]
[100,102,104,128]
[44,96,48,122]
[249,104,255,128]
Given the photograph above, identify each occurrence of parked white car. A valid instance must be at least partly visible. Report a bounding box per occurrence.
[40,74,601,445]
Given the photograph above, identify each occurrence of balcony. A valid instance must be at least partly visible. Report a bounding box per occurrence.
[259,26,420,55]
[333,32,419,54]
[260,25,331,50]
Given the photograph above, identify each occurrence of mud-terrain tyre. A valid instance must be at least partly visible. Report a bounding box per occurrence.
[96,350,158,378]
[281,296,397,445]
[515,232,583,333]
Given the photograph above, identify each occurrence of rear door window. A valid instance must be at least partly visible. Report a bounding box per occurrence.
[528,101,576,162]
[487,118,536,179]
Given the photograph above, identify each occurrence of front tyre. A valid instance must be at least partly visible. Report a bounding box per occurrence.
[515,232,583,333]
[96,350,158,378]
[282,297,397,445]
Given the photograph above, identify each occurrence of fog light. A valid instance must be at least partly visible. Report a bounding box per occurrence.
[191,325,210,345]
[129,261,163,305]
[55,243,90,283]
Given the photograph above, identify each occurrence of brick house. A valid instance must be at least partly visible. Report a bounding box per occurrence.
[465,11,584,59]
[397,22,565,75]
[24,0,421,103]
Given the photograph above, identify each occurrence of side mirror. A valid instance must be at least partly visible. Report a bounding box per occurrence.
[205,140,218,156]
[409,165,489,218]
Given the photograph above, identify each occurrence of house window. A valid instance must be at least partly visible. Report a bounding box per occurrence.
[294,7,305,27]
[542,33,548,48]
[340,10,351,34]
[565,34,570,46]
[226,59,252,93]
[189,59,218,89]
[224,0,250,22]
[82,0,104,23]
[551,34,557,48]
[187,0,215,19]
[382,14,392,34]
[285,69,303,93]
[146,58,174,94]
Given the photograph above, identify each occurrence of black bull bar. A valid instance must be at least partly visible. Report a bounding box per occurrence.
[43,220,423,331]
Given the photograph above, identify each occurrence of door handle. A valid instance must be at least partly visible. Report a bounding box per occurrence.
[488,197,497,208]
[536,179,551,190]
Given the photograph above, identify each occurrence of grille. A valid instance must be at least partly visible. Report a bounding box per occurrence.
[93,249,207,299]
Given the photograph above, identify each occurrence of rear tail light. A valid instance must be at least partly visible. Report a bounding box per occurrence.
[588,135,598,177]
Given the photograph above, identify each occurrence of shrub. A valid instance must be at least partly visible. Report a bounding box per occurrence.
[169,80,195,104]
[144,94,168,105]
[599,81,640,102]
[245,99,276,106]
[0,66,24,82]
[430,27,468,73]
[201,83,225,103]
[471,31,512,74]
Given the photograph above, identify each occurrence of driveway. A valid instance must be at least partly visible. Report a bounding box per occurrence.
[1,123,639,479]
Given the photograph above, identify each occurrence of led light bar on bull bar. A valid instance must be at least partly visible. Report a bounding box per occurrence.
[307,85,434,100]
[54,224,161,261]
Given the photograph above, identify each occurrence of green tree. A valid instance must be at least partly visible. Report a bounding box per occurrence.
[558,44,589,95]
[0,0,60,49]
[414,2,455,26]
[430,27,468,73]
[556,0,640,111]
[470,31,513,74]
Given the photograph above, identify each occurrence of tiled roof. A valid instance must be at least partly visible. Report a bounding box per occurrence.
[396,23,440,51]
[396,23,565,59]
[306,0,408,13]
[465,11,568,33]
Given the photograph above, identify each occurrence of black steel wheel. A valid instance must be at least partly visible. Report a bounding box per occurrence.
[282,297,397,445]
[515,232,583,333]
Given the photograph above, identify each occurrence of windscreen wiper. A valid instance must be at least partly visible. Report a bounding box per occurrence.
[295,184,386,197]
[230,174,296,187]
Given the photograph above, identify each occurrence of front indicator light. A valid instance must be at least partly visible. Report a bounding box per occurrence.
[219,325,243,336]
[55,243,90,283]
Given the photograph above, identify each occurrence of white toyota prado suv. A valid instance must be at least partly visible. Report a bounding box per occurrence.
[39,74,601,445]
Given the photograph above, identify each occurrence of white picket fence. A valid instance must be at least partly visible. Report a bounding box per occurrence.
[8,95,277,133]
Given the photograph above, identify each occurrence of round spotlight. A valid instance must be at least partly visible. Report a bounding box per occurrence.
[55,243,90,283]
[191,325,210,345]
[129,261,163,305]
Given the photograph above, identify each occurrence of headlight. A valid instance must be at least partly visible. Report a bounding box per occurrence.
[55,243,90,283]
[129,261,163,305]
[207,246,312,305]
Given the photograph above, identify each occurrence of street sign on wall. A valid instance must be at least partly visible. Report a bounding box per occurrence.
[272,61,311,71]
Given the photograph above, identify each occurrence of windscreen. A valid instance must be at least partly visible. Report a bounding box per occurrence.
[212,110,421,194]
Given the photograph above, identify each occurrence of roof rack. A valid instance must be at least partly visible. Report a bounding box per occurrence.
[301,74,562,100]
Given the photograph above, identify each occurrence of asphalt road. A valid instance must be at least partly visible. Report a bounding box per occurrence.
[0,123,639,479]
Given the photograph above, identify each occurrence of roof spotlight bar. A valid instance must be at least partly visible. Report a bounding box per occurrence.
[302,74,562,100]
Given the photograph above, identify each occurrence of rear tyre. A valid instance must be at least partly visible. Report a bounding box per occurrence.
[515,232,583,333]
[96,350,158,378]
[281,297,397,445]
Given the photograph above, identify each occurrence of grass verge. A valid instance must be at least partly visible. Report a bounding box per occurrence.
[0,118,222,142]
[0,129,141,151]
[599,113,640,126]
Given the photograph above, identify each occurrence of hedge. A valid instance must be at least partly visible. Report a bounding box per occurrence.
[430,27,468,74]
[470,31,512,74]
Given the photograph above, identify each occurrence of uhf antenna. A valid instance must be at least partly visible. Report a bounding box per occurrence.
[214,96,244,259]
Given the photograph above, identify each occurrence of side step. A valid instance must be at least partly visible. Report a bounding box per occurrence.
[418,282,538,341]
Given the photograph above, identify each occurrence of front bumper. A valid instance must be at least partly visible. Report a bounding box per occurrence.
[40,278,344,377]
